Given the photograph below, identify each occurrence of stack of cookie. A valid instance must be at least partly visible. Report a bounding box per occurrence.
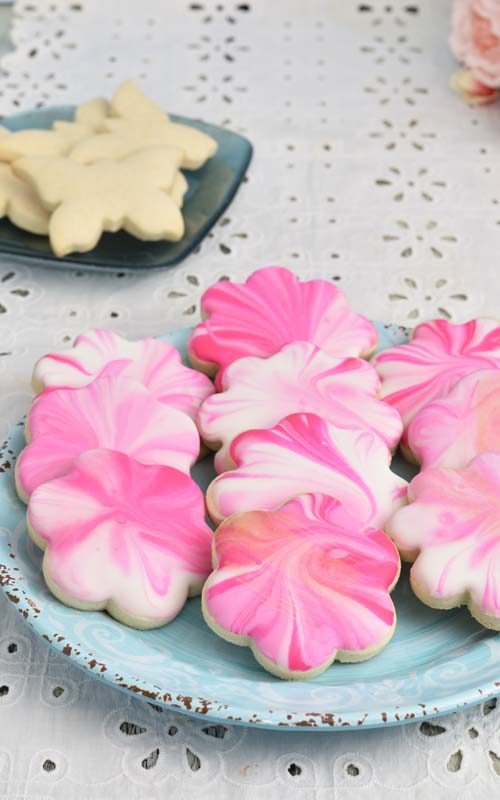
[15,330,217,629]
[189,266,407,678]
[0,80,217,256]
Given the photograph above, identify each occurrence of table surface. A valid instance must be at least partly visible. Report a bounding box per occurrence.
[0,1,500,798]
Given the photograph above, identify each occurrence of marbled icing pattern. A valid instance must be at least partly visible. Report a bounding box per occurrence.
[198,341,403,472]
[16,375,199,500]
[188,266,377,387]
[407,369,500,469]
[27,449,213,628]
[32,328,214,420]
[206,413,407,527]
[373,319,500,444]
[203,493,400,678]
[386,453,500,628]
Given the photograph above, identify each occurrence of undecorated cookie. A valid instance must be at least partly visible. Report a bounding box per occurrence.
[14,147,185,256]
[32,328,214,419]
[15,375,200,501]
[386,453,500,630]
[202,493,400,679]
[27,448,213,629]
[0,121,93,162]
[110,79,170,123]
[0,163,49,234]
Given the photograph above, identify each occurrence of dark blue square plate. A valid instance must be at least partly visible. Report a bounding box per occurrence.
[0,106,252,272]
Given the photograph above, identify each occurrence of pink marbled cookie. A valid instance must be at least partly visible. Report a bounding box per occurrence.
[407,369,500,469]
[16,375,199,502]
[206,413,407,527]
[32,328,214,420]
[202,493,400,679]
[198,341,403,472]
[372,318,500,446]
[188,266,377,388]
[27,449,213,629]
[386,453,500,630]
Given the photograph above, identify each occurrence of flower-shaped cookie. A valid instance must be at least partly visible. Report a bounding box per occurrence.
[202,493,400,678]
[16,375,199,502]
[0,163,49,235]
[206,412,407,527]
[188,267,377,388]
[373,318,500,445]
[14,147,184,256]
[198,341,402,472]
[32,329,214,420]
[407,369,500,469]
[28,449,213,629]
[386,453,500,629]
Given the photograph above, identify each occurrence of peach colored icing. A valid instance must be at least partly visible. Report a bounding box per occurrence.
[188,266,377,387]
[202,493,399,677]
[386,453,500,621]
[32,328,214,420]
[407,369,500,469]
[28,449,213,626]
[16,375,199,500]
[198,341,403,472]
[206,413,407,527]
[373,318,500,444]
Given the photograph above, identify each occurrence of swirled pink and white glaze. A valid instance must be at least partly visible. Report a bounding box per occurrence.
[202,493,400,678]
[372,318,500,444]
[27,449,213,629]
[407,369,500,469]
[16,375,199,501]
[206,413,407,527]
[188,266,377,387]
[198,341,403,472]
[32,328,214,420]
[386,453,500,629]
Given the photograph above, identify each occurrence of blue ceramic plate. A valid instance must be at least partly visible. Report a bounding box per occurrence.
[0,322,499,731]
[0,106,252,271]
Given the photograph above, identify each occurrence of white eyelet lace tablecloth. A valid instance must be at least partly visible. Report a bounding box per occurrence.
[0,0,499,796]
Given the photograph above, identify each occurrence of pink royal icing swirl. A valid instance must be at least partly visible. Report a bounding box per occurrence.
[198,341,403,472]
[188,266,377,388]
[32,328,214,420]
[16,375,200,501]
[407,369,500,469]
[27,449,213,628]
[202,493,400,678]
[386,453,500,628]
[372,318,500,445]
[206,412,407,527]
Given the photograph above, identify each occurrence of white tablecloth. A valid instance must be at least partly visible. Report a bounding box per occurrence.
[0,0,499,796]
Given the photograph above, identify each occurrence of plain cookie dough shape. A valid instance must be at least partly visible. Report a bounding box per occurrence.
[75,97,110,128]
[14,147,185,256]
[386,453,500,630]
[0,163,49,234]
[202,493,400,679]
[32,328,214,419]
[0,121,93,162]
[27,449,213,630]
[71,116,218,171]
[171,171,188,207]
[206,412,408,528]
[15,374,200,501]
[198,341,403,472]
[110,79,170,123]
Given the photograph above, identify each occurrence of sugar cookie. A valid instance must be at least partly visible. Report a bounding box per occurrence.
[372,318,500,446]
[188,266,377,388]
[14,147,184,256]
[386,453,500,630]
[15,375,200,502]
[198,341,402,472]
[206,412,407,527]
[0,121,92,162]
[407,369,500,469]
[32,328,214,420]
[75,97,110,128]
[27,449,213,629]
[0,163,49,234]
[110,79,170,123]
[202,493,400,679]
